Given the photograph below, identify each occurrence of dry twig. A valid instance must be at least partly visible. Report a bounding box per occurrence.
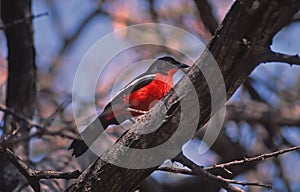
[0,12,48,30]
[174,152,244,192]
[2,148,81,192]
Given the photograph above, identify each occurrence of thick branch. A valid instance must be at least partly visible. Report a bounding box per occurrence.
[226,101,300,127]
[194,0,219,35]
[263,51,300,66]
[1,0,37,158]
[0,1,38,190]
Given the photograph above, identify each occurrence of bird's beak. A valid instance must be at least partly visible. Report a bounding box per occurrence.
[177,63,189,69]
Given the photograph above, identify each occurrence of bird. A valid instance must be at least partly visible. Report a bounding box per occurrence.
[69,56,189,157]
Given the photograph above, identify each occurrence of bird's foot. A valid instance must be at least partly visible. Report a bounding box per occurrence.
[162,114,174,123]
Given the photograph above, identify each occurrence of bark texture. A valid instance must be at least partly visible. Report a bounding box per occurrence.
[0,0,37,191]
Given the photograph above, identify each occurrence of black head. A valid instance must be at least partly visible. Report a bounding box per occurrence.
[146,56,189,75]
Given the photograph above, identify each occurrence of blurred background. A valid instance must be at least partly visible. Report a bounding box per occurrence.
[0,0,299,191]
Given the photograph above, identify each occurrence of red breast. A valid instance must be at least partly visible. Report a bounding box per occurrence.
[104,69,178,120]
[127,69,176,114]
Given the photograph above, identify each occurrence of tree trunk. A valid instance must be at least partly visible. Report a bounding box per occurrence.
[0,0,37,191]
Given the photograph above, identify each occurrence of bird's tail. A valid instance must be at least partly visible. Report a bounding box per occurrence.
[68,114,109,157]
[68,139,88,158]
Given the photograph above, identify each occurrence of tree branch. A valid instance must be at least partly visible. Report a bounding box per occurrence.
[157,146,300,190]
[3,148,81,192]
[0,103,77,147]
[204,146,300,171]
[291,12,300,23]
[0,12,48,30]
[157,165,272,189]
[221,178,271,189]
[0,103,43,129]
[263,50,300,66]
[49,9,102,73]
[226,101,300,127]
[194,0,219,35]
[174,152,244,192]
[158,146,300,178]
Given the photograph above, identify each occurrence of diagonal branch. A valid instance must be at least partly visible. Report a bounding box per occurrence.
[49,9,101,73]
[194,0,219,35]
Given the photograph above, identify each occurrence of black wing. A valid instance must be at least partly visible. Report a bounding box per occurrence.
[109,72,156,103]
[99,72,155,125]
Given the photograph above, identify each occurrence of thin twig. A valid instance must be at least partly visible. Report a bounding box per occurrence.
[205,146,300,171]
[0,12,48,30]
[162,147,300,190]
[49,9,101,72]
[0,103,43,129]
[0,103,45,146]
[222,178,271,189]
[0,101,76,146]
[157,166,271,189]
[174,152,244,192]
[3,148,81,192]
[48,5,134,73]
[1,126,78,147]
[158,166,193,175]
[43,95,72,126]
